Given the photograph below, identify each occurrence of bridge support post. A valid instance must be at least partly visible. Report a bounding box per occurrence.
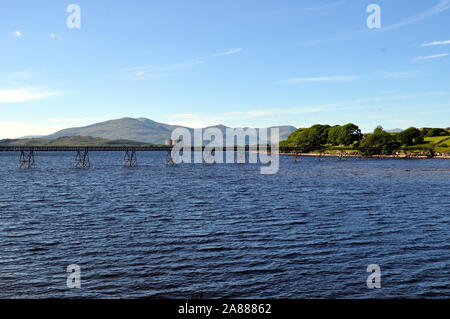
[237,149,246,164]
[337,150,347,161]
[19,149,35,169]
[316,151,325,161]
[75,148,90,168]
[123,148,137,167]
[166,149,175,166]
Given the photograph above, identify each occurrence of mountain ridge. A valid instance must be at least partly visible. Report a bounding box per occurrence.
[45,117,297,144]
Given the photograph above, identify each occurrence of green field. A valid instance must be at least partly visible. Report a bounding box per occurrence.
[424,136,450,143]
[413,136,450,153]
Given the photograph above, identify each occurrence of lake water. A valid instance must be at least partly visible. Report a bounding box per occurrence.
[0,151,449,298]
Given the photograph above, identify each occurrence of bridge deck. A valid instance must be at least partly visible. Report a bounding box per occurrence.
[0,146,173,152]
[0,145,431,152]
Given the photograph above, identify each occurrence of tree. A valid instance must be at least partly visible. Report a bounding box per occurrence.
[280,125,329,152]
[327,125,342,145]
[425,128,449,137]
[327,124,362,146]
[339,123,362,146]
[360,126,400,155]
[309,124,331,145]
[396,127,422,146]
[292,128,322,152]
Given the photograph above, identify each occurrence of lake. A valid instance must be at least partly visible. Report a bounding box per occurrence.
[0,151,448,298]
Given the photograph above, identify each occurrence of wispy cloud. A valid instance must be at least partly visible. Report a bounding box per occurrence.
[304,0,450,46]
[166,104,362,128]
[121,60,204,78]
[13,30,22,38]
[383,0,450,31]
[0,121,66,139]
[374,70,419,79]
[0,71,37,85]
[412,53,448,61]
[50,32,62,39]
[307,1,345,11]
[355,91,448,103]
[420,39,450,47]
[122,47,242,78]
[287,70,418,84]
[162,90,449,129]
[0,88,62,103]
[121,60,203,73]
[213,48,242,56]
[287,76,357,83]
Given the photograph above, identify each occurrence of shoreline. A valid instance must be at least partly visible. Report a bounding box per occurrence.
[279,152,450,159]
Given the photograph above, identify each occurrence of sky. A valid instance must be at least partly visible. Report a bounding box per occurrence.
[1,0,450,138]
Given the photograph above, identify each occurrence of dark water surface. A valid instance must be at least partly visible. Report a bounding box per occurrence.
[0,151,449,298]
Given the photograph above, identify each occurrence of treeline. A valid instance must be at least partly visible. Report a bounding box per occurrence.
[280,123,362,152]
[361,126,449,155]
[280,124,449,155]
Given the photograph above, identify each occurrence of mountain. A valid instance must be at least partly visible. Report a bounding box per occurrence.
[46,117,297,144]
[0,136,153,147]
[19,135,45,139]
[46,118,185,144]
[386,128,403,133]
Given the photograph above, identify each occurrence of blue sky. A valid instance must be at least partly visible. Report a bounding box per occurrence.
[1,0,449,138]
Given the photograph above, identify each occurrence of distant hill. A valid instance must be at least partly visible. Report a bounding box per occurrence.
[0,136,154,147]
[386,128,403,133]
[19,135,45,139]
[46,118,184,144]
[45,117,297,144]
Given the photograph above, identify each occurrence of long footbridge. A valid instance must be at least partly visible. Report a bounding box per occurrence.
[0,145,268,169]
[0,145,435,169]
[0,146,174,169]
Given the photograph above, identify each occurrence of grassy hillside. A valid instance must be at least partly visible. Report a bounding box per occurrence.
[424,136,450,144]
[412,136,450,151]
[0,136,156,147]
[423,136,450,154]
